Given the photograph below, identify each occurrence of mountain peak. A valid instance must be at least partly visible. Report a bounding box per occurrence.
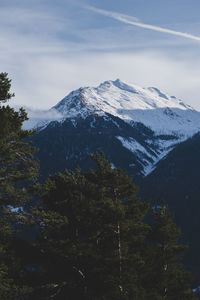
[112,79,141,93]
[24,79,200,136]
[49,79,200,135]
[54,79,191,113]
[99,78,141,92]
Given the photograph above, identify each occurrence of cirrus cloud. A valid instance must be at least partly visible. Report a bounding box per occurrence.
[86,6,200,42]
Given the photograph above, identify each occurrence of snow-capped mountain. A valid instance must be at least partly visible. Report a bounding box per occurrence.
[26,79,200,177]
[52,79,200,135]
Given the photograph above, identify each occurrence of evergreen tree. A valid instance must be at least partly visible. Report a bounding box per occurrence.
[143,203,195,300]
[85,153,150,299]
[0,72,38,299]
[32,153,149,299]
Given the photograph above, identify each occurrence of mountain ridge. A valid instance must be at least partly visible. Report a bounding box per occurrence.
[52,79,199,135]
[24,79,200,176]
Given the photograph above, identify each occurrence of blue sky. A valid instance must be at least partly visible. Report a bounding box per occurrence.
[1,0,200,109]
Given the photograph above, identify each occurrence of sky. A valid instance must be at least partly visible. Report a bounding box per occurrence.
[1,0,200,110]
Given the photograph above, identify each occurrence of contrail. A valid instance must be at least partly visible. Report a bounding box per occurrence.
[87,6,200,42]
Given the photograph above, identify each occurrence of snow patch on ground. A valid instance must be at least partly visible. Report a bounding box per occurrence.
[111,163,116,169]
[117,136,150,158]
[116,135,185,176]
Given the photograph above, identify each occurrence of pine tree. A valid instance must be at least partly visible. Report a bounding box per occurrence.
[85,153,150,299]
[143,202,195,300]
[32,153,149,299]
[0,72,38,299]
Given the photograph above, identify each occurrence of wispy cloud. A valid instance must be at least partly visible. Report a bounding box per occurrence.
[2,2,200,112]
[87,6,200,42]
[11,51,200,111]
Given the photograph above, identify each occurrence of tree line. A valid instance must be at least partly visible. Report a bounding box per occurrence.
[0,72,197,299]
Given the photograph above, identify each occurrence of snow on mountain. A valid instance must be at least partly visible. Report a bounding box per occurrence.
[52,79,200,136]
[24,79,200,176]
[116,135,185,176]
